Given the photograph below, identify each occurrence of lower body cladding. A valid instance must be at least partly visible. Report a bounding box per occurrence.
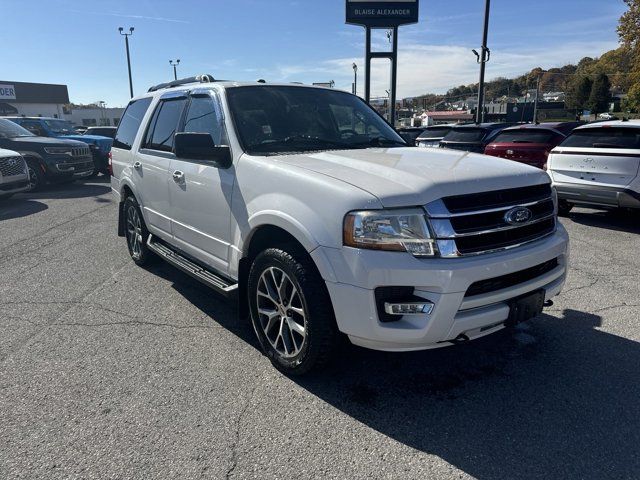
[554,181,640,209]
[312,225,569,352]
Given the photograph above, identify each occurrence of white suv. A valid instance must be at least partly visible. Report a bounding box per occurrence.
[548,120,640,215]
[111,76,569,374]
[0,148,29,199]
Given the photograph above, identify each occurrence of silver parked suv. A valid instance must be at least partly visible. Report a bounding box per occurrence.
[0,148,29,199]
[111,75,569,374]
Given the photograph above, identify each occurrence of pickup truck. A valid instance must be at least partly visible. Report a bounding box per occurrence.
[111,76,569,375]
[5,117,113,175]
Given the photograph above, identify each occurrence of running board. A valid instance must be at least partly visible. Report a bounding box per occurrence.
[147,235,238,297]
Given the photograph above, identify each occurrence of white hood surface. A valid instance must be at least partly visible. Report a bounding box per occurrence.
[273,147,551,207]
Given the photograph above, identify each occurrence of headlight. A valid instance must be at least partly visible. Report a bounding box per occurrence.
[43,146,73,155]
[343,209,437,257]
[89,143,100,150]
[551,185,558,213]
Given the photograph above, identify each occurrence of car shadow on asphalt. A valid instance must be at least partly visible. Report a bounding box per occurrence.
[15,181,111,201]
[0,199,48,221]
[565,208,640,234]
[292,309,640,479]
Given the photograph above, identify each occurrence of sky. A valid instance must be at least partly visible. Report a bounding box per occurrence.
[1,0,627,107]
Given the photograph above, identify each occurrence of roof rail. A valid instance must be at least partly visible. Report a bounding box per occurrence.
[147,74,215,93]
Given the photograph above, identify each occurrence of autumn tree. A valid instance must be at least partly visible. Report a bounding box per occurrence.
[565,76,593,111]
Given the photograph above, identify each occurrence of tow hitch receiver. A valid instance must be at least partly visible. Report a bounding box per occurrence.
[506,289,545,326]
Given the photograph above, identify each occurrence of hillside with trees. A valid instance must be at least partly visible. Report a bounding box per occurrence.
[413,0,640,114]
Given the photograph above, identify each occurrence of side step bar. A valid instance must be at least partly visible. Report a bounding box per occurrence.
[147,234,238,297]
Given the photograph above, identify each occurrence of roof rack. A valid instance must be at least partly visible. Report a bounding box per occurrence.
[147,74,216,93]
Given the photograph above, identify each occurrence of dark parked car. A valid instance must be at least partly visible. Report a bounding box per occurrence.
[0,118,93,191]
[415,124,456,148]
[439,123,518,153]
[396,127,425,145]
[4,117,113,175]
[484,122,583,169]
[84,126,117,139]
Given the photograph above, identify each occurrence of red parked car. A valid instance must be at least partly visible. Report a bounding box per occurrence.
[484,122,583,169]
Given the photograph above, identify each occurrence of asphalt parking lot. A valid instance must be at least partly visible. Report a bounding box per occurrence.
[1,177,639,480]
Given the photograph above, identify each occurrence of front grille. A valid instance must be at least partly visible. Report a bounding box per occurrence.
[0,156,26,177]
[426,184,557,257]
[465,258,559,297]
[72,146,91,158]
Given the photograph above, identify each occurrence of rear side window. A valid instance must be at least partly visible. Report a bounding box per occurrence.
[114,97,152,150]
[143,98,188,152]
[492,129,556,144]
[560,128,640,149]
[444,128,486,142]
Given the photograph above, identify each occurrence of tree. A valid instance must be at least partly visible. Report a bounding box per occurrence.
[587,74,612,114]
[618,0,640,54]
[565,76,593,111]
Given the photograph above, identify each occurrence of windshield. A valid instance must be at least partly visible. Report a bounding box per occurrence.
[492,129,556,144]
[443,128,487,143]
[44,119,77,135]
[226,86,405,155]
[560,127,640,149]
[418,126,452,140]
[0,118,35,138]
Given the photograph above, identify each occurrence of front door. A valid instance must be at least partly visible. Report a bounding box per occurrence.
[168,91,235,275]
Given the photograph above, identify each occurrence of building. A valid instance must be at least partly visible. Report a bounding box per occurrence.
[0,80,69,118]
[65,105,125,127]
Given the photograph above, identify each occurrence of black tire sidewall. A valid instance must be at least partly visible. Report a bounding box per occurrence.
[123,196,153,266]
[248,248,332,374]
[26,160,44,192]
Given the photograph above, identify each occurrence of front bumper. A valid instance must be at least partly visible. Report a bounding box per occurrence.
[554,182,640,209]
[44,154,94,180]
[312,225,569,351]
[0,176,30,195]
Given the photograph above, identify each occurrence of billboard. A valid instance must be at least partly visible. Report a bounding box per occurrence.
[346,0,419,27]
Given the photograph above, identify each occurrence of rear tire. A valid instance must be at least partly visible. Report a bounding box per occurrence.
[123,196,155,266]
[26,160,45,192]
[248,247,337,375]
[558,200,573,217]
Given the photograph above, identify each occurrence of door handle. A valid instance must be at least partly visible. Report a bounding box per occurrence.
[172,170,185,183]
[133,161,142,170]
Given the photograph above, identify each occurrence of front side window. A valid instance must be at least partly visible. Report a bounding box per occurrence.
[560,128,640,149]
[226,86,404,155]
[114,97,153,150]
[144,97,187,152]
[182,94,226,145]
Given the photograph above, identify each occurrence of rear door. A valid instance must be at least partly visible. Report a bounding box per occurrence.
[167,90,234,274]
[549,127,640,188]
[136,92,188,238]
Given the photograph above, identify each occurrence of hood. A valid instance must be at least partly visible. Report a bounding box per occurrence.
[0,147,20,157]
[271,147,550,207]
[5,136,88,148]
[60,134,113,150]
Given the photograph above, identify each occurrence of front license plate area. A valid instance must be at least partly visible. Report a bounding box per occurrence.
[507,289,545,326]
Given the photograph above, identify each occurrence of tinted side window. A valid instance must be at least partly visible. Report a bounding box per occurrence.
[114,97,152,150]
[182,95,226,145]
[144,98,187,152]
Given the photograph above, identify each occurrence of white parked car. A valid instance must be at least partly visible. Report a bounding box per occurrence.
[111,76,569,374]
[547,120,640,215]
[0,148,30,199]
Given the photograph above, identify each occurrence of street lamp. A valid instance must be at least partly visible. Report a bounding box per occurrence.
[170,59,181,81]
[118,27,135,98]
[98,101,106,126]
[352,63,358,96]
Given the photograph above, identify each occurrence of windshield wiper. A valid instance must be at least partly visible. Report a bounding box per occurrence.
[349,137,406,148]
[248,135,352,152]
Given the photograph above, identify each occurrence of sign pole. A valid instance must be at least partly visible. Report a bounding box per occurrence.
[364,27,372,104]
[390,26,399,126]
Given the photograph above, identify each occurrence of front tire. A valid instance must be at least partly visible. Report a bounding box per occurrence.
[123,196,155,266]
[26,160,45,192]
[558,200,573,217]
[248,247,337,375]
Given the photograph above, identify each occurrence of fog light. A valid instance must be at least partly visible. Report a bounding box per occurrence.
[384,301,434,316]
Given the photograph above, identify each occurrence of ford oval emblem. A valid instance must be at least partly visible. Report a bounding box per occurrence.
[504,206,533,225]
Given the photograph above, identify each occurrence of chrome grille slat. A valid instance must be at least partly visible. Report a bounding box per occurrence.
[426,184,557,257]
[0,156,27,177]
[72,146,91,158]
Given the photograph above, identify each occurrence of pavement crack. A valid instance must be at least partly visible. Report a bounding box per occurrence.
[225,383,259,480]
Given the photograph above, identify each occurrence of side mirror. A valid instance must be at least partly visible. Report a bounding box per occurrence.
[173,132,232,168]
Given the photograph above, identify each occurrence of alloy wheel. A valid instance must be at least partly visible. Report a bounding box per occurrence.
[126,205,143,259]
[27,166,38,191]
[256,267,307,358]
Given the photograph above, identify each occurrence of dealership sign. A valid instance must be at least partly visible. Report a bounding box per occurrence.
[0,84,16,100]
[346,0,419,27]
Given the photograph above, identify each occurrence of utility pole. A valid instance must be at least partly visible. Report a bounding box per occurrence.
[170,59,181,81]
[118,27,135,98]
[474,0,491,124]
[352,63,358,95]
[533,73,541,123]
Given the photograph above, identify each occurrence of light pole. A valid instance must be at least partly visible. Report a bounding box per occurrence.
[474,0,491,124]
[98,101,106,126]
[170,59,180,81]
[118,27,135,98]
[352,63,358,95]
